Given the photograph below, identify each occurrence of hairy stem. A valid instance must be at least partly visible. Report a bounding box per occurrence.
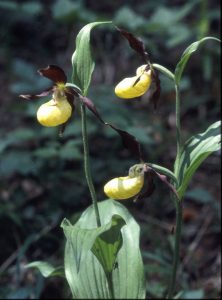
[80,102,101,227]
[166,83,183,298]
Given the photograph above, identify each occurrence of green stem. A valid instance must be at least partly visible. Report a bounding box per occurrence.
[107,272,114,299]
[152,63,175,81]
[166,83,183,299]
[174,84,182,178]
[80,102,101,227]
[166,197,183,299]
[175,84,181,156]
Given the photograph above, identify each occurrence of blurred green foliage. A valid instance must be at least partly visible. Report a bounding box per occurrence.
[0,0,220,298]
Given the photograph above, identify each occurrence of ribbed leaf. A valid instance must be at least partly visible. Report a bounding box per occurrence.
[25,261,64,278]
[177,121,221,199]
[61,214,125,274]
[91,215,125,275]
[72,21,112,95]
[62,200,145,299]
[175,37,220,84]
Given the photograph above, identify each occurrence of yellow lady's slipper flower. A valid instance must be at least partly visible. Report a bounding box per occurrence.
[37,96,72,127]
[20,65,77,128]
[104,174,144,200]
[115,65,152,99]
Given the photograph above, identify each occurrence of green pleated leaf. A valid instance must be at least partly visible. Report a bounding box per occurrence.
[25,261,65,278]
[61,214,125,273]
[177,121,221,199]
[62,200,145,299]
[91,215,126,275]
[175,37,220,84]
[72,21,112,95]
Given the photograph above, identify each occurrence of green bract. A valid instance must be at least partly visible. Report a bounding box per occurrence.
[175,37,221,84]
[71,21,112,96]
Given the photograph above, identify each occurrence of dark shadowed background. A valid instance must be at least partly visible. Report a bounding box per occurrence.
[0,0,221,298]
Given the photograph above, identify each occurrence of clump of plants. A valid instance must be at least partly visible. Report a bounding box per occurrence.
[21,22,221,299]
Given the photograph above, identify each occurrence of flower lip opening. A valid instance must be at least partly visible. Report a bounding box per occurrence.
[136,64,151,76]
[56,82,66,90]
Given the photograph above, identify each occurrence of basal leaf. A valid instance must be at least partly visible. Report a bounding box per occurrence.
[62,200,145,299]
[175,37,220,84]
[91,215,126,275]
[25,261,64,278]
[71,21,112,95]
[61,214,125,274]
[177,121,221,199]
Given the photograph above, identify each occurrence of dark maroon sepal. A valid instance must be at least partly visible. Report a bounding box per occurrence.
[81,96,104,123]
[64,87,79,105]
[144,164,179,199]
[116,27,149,62]
[109,124,142,160]
[150,70,161,109]
[38,65,67,84]
[137,171,155,200]
[80,96,143,160]
[19,86,53,100]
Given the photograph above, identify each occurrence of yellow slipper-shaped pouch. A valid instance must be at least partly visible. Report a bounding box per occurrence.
[115,65,152,99]
[104,175,144,200]
[37,97,72,127]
